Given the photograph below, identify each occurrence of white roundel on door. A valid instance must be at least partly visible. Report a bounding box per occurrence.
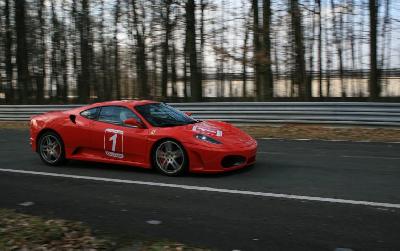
[104,128,124,158]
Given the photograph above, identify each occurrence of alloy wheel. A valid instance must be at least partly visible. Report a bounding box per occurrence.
[155,141,185,175]
[40,134,62,164]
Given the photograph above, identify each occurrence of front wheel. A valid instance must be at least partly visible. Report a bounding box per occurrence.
[38,131,66,166]
[153,140,188,176]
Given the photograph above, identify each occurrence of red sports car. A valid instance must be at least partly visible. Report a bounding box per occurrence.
[30,100,257,176]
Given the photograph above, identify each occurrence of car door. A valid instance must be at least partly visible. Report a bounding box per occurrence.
[62,107,98,158]
[90,106,149,165]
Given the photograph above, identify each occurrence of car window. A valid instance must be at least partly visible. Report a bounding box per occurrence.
[80,107,99,120]
[135,103,197,127]
[98,106,142,126]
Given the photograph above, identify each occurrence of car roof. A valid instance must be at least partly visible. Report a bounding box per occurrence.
[88,100,159,109]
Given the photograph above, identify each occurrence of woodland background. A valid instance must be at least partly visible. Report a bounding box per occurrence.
[0,0,399,104]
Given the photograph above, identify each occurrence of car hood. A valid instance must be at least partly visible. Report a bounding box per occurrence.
[184,120,256,148]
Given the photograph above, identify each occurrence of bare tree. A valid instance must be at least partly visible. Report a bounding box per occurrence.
[252,0,261,100]
[15,0,31,103]
[78,0,92,103]
[161,0,173,98]
[50,1,61,100]
[4,0,14,103]
[2,0,399,104]
[185,0,202,101]
[114,0,121,99]
[289,0,309,99]
[60,1,69,102]
[330,0,345,97]
[316,0,323,97]
[242,12,250,98]
[262,0,274,100]
[129,0,148,98]
[369,0,379,99]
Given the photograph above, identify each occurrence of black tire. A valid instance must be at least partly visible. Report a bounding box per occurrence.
[152,140,188,176]
[38,131,67,166]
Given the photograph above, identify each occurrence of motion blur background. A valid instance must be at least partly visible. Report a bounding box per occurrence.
[0,0,399,104]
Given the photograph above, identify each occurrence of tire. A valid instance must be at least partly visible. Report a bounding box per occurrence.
[38,131,67,166]
[152,140,188,176]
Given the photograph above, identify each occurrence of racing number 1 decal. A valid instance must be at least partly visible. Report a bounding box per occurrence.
[104,128,124,158]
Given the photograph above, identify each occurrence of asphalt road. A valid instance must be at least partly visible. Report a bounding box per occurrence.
[0,129,400,250]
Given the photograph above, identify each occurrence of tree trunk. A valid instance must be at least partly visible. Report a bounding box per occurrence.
[348,0,357,96]
[99,0,109,100]
[339,8,345,97]
[262,0,274,100]
[51,1,60,101]
[171,44,178,97]
[15,0,31,104]
[114,0,121,100]
[79,0,91,103]
[380,0,391,95]
[5,0,14,103]
[199,0,206,96]
[325,14,331,98]
[136,32,148,98]
[150,44,157,98]
[317,0,323,98]
[242,17,249,98]
[185,0,202,101]
[71,0,79,103]
[161,1,172,98]
[183,40,188,99]
[369,0,379,99]
[131,0,148,98]
[289,0,308,99]
[330,0,345,97]
[36,0,46,103]
[252,0,261,100]
[61,2,68,102]
[308,3,316,99]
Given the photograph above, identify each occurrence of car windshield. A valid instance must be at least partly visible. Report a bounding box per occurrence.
[135,103,198,127]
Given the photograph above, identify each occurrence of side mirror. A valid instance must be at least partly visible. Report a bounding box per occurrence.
[185,112,192,116]
[124,118,142,128]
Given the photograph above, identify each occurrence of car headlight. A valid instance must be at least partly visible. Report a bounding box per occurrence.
[195,134,222,144]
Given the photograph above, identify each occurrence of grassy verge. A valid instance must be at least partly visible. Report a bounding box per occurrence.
[238,124,400,142]
[0,209,208,251]
[239,124,400,142]
[0,122,29,129]
[1,121,399,142]
[0,209,113,250]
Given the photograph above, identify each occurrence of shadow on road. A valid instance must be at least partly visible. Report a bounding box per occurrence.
[63,159,262,179]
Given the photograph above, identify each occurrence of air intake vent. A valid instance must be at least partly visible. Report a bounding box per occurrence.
[221,155,246,168]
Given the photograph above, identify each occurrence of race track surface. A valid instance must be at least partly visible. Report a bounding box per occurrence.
[0,129,399,250]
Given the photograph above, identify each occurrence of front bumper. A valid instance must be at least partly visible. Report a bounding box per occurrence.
[184,142,257,173]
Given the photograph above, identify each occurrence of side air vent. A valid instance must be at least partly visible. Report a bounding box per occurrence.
[69,115,76,124]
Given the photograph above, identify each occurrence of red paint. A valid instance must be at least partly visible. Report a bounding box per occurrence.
[30,100,257,173]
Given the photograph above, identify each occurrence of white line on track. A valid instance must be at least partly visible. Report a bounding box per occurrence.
[340,155,400,160]
[1,168,400,209]
[257,151,285,155]
[260,137,400,144]
[257,151,400,160]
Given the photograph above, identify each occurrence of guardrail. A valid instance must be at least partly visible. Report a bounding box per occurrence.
[1,102,400,126]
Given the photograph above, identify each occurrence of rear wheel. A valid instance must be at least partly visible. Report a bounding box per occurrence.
[38,132,66,166]
[153,140,188,176]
